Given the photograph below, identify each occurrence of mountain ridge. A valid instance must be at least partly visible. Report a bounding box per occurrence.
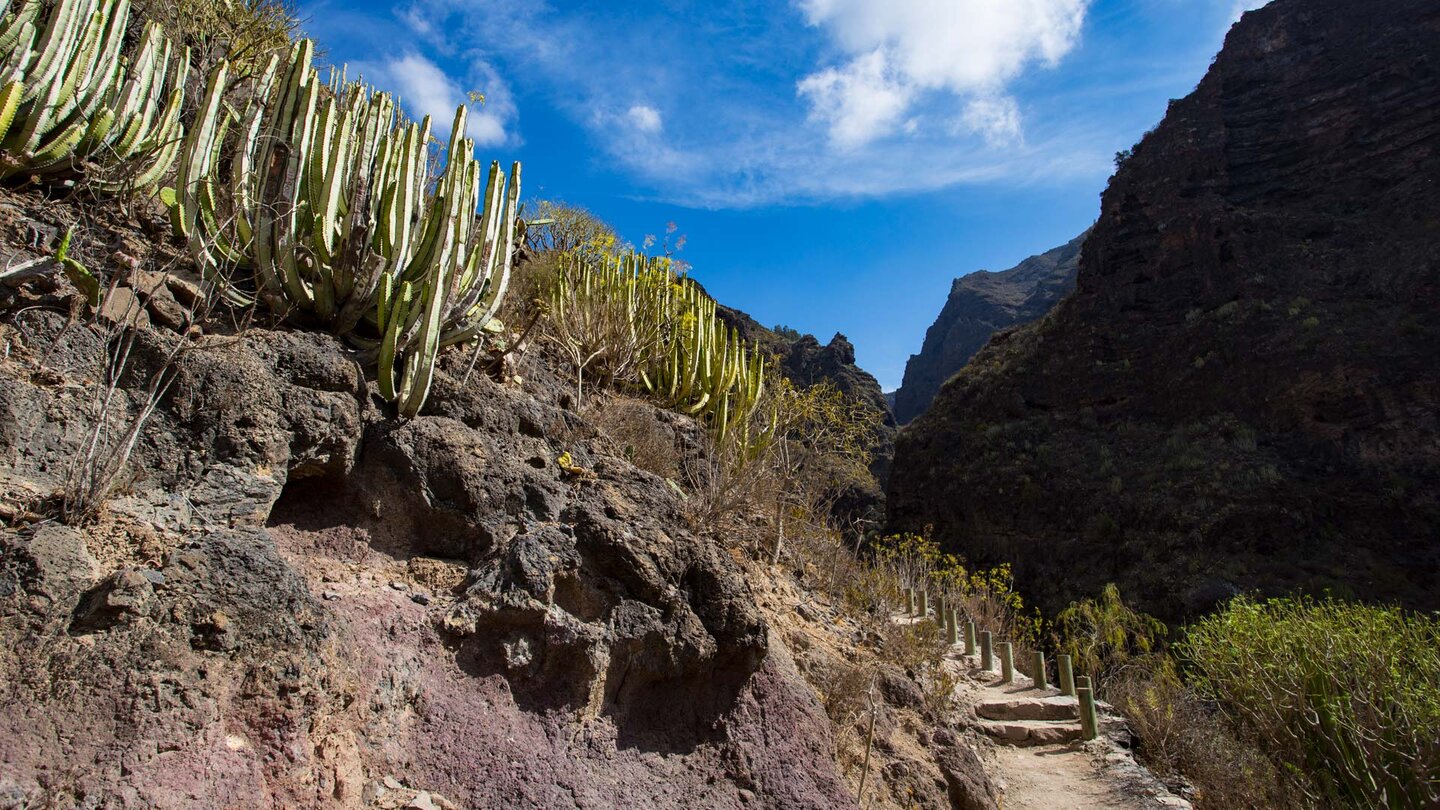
[892,232,1087,424]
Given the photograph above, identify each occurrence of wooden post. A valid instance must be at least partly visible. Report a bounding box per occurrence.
[1032,651,1048,690]
[980,631,993,671]
[1078,685,1099,741]
[999,642,1014,684]
[965,621,977,656]
[1058,654,1075,697]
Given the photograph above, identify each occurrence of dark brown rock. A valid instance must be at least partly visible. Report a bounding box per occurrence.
[888,0,1440,620]
[933,731,1000,810]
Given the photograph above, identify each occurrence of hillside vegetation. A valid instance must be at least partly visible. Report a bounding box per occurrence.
[0,0,1436,808]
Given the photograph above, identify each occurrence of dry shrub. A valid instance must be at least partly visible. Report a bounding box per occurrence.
[1106,660,1298,810]
[134,0,298,81]
[816,661,877,774]
[590,396,682,480]
[693,379,879,558]
[878,619,953,712]
[500,251,560,327]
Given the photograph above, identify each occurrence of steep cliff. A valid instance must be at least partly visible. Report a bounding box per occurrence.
[892,233,1086,425]
[888,0,1440,620]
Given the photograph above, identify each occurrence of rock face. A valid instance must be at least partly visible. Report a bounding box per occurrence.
[717,307,894,428]
[888,0,1440,620]
[0,310,854,808]
[892,234,1085,425]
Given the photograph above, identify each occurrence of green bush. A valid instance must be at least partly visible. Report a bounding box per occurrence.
[1055,582,1166,682]
[1181,596,1440,808]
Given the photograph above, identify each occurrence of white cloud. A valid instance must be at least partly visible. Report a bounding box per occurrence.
[464,58,518,147]
[797,50,913,148]
[358,52,516,147]
[796,0,1089,146]
[337,0,1121,206]
[626,105,663,133]
[957,96,1023,145]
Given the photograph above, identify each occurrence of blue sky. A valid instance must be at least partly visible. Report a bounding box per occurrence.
[301,0,1267,390]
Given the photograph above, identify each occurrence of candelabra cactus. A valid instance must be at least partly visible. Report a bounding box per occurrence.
[641,281,766,447]
[546,250,677,401]
[546,247,771,452]
[168,38,520,416]
[0,0,190,185]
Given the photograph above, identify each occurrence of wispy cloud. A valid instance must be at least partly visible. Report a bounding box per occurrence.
[310,0,1181,207]
[797,49,913,149]
[353,52,517,147]
[626,105,663,134]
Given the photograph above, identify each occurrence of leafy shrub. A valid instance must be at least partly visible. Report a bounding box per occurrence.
[1106,658,1298,809]
[523,200,624,261]
[1181,596,1440,808]
[1054,582,1167,682]
[871,532,1041,647]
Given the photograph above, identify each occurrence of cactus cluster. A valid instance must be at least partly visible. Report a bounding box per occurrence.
[547,249,770,452]
[640,275,767,450]
[0,0,519,417]
[0,0,190,186]
[167,39,520,416]
[546,251,675,399]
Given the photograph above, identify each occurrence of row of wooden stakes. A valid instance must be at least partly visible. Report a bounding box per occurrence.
[903,587,1101,741]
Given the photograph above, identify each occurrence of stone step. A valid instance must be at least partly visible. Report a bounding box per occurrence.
[976,719,1084,748]
[975,695,1079,722]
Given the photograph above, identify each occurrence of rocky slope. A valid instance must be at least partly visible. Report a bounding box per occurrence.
[888,0,1440,620]
[0,189,1002,809]
[0,311,854,808]
[892,234,1086,425]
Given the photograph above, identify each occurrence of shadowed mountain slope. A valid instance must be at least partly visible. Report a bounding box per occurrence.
[888,0,1440,620]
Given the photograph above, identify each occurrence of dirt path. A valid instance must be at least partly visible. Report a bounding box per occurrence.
[904,612,1191,810]
[990,746,1136,809]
